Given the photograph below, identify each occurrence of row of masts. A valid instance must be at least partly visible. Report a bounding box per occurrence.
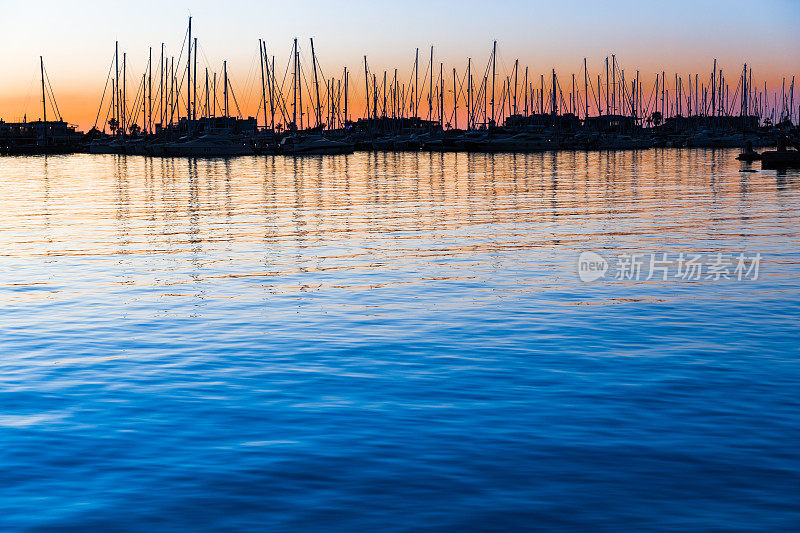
[98,18,237,135]
[92,19,798,136]
[264,44,796,130]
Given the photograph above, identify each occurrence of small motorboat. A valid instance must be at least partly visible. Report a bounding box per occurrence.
[760,137,800,168]
[736,141,761,162]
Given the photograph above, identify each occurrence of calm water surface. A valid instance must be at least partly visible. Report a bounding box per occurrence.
[1,150,799,532]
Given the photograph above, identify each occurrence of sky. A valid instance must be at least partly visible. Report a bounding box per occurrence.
[1,0,798,130]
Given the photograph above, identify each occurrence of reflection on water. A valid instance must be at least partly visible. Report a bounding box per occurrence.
[1,151,799,531]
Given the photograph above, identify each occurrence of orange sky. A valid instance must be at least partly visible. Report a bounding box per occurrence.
[1,1,798,130]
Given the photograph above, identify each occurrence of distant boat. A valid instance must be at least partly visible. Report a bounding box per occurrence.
[760,145,800,168]
[3,143,73,155]
[392,134,423,151]
[463,132,558,152]
[685,131,752,148]
[88,138,124,154]
[163,134,253,157]
[736,141,761,161]
[278,134,354,155]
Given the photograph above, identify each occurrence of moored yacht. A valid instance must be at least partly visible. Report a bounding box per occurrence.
[163,134,254,157]
[278,135,354,155]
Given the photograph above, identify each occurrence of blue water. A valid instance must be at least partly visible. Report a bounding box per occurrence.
[1,150,798,531]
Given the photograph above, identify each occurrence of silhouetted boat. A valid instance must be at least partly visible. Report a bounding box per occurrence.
[278,135,354,155]
[163,134,253,157]
[3,143,74,155]
[463,133,558,152]
[88,138,124,154]
[736,141,761,161]
[761,150,800,167]
[761,138,800,167]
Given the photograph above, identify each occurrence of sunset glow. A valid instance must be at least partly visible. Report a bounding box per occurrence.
[2,0,798,130]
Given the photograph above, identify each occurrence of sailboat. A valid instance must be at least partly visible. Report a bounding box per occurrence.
[6,57,78,154]
[163,133,254,157]
[278,134,354,155]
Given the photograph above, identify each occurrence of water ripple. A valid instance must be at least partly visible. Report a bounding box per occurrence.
[0,150,798,531]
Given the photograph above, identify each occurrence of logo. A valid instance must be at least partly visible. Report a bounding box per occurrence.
[578,251,608,282]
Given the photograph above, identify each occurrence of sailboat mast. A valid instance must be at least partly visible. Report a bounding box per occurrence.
[439,63,444,125]
[187,17,192,125]
[40,56,47,143]
[264,42,275,130]
[364,56,369,121]
[310,38,321,127]
[523,66,528,116]
[513,59,518,115]
[148,47,152,133]
[110,79,115,133]
[611,54,616,114]
[467,58,472,129]
[169,57,174,126]
[373,73,377,120]
[584,58,589,118]
[711,59,717,119]
[453,67,457,130]
[259,40,267,129]
[695,74,699,117]
[115,42,119,133]
[269,55,276,129]
[298,43,303,129]
[293,39,298,128]
[159,44,164,128]
[429,46,433,122]
[223,60,229,119]
[344,67,348,123]
[571,74,575,115]
[540,74,544,115]
[123,53,127,135]
[605,57,609,115]
[491,41,496,125]
[414,48,419,116]
[142,73,146,131]
[193,37,198,123]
